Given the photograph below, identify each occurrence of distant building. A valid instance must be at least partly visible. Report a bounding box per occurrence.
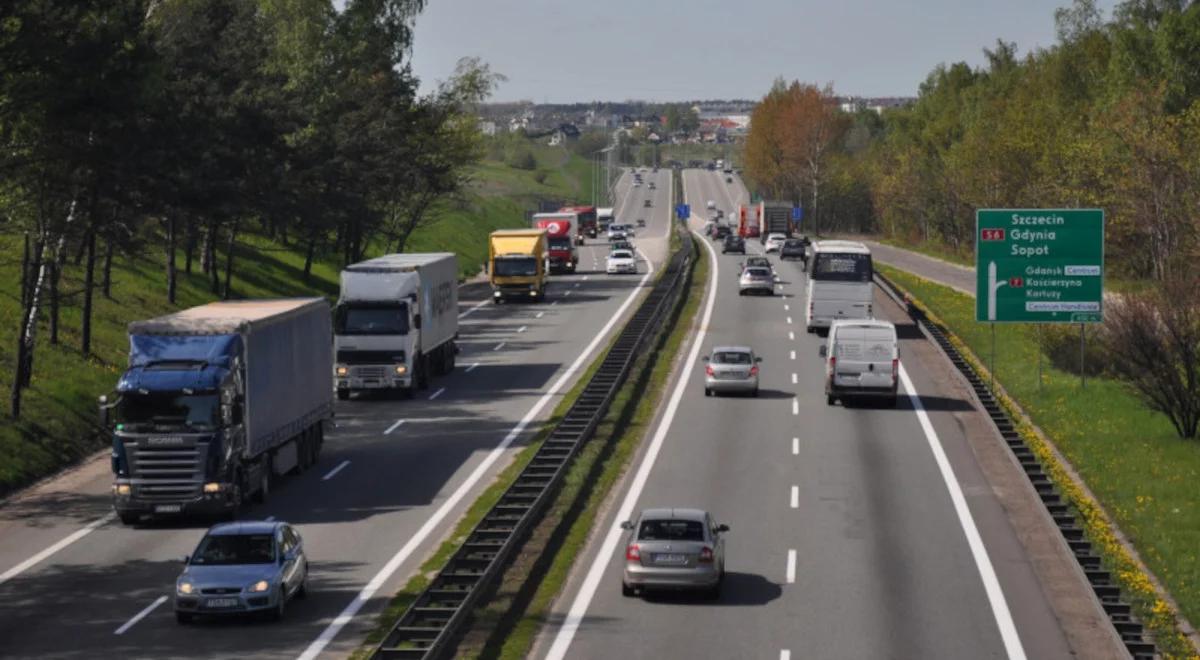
[478,120,499,136]
[548,123,581,146]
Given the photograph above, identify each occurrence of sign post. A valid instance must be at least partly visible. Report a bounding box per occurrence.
[975,209,1104,387]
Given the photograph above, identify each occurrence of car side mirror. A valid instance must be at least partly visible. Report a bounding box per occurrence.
[818,346,828,358]
[619,521,634,531]
[97,395,110,429]
[181,555,190,565]
[716,524,730,533]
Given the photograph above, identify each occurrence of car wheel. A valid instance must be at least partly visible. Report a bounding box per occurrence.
[805,326,814,334]
[296,577,308,600]
[752,387,759,397]
[268,590,285,622]
[336,388,349,401]
[704,387,712,397]
[708,581,722,600]
[175,611,193,625]
[826,394,836,406]
[887,395,899,408]
[118,512,139,526]
[622,582,635,597]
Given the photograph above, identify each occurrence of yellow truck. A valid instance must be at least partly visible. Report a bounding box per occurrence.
[489,228,548,303]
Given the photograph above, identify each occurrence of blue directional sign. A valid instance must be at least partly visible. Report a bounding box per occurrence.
[792,206,804,221]
[675,203,690,220]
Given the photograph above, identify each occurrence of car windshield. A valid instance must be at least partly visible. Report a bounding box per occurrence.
[638,519,705,542]
[548,237,572,250]
[335,304,409,336]
[712,351,753,364]
[115,392,219,430]
[746,258,769,267]
[494,257,538,277]
[812,252,873,283]
[190,533,275,565]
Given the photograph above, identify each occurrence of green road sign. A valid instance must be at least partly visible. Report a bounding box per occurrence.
[975,209,1104,323]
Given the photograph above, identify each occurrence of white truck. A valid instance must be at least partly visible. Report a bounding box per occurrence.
[334,253,459,400]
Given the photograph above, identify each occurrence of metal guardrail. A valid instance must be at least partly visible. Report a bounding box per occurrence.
[874,272,1156,660]
[372,229,696,659]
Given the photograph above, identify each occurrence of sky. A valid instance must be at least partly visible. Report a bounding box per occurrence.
[408,0,1118,103]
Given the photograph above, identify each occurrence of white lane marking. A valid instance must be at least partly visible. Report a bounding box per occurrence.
[788,331,795,341]
[0,512,115,587]
[573,283,580,288]
[790,486,799,509]
[114,595,167,635]
[898,364,1027,659]
[300,229,658,660]
[383,419,405,435]
[784,304,790,311]
[321,460,350,481]
[583,275,590,281]
[781,651,791,660]
[791,373,798,385]
[517,326,528,333]
[458,298,490,319]
[792,437,799,455]
[466,362,479,373]
[551,300,558,306]
[493,341,506,351]
[786,549,797,583]
[564,290,573,297]
[792,398,799,416]
[786,316,793,325]
[536,312,545,319]
[546,226,718,660]
[790,350,796,360]
[428,388,445,401]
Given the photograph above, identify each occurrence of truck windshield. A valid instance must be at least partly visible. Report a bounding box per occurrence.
[335,304,409,336]
[115,392,219,430]
[494,257,538,277]
[811,253,873,283]
[548,237,572,251]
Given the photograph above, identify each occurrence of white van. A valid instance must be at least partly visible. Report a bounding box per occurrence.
[805,240,873,332]
[819,319,899,407]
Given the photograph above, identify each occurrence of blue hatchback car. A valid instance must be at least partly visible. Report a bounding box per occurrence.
[174,521,308,623]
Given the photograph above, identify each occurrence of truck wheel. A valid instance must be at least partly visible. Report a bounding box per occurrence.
[447,342,457,370]
[296,431,311,472]
[254,461,270,504]
[417,353,430,390]
[118,512,139,526]
[336,388,349,401]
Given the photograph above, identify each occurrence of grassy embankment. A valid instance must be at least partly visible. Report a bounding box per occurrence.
[0,142,595,495]
[879,264,1199,657]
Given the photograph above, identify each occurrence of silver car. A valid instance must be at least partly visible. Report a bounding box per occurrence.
[175,521,308,623]
[703,345,761,396]
[738,266,775,295]
[620,508,728,598]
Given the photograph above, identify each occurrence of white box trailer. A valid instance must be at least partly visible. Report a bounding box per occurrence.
[335,253,459,399]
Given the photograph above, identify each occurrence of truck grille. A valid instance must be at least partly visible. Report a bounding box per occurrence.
[353,366,388,380]
[128,442,205,500]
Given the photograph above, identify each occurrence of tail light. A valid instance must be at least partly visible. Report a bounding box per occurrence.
[749,366,759,376]
[705,365,715,377]
[892,358,899,380]
[625,544,641,562]
[829,356,836,371]
[698,547,714,563]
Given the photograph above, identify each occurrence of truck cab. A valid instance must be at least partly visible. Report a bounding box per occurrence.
[532,213,579,273]
[490,229,549,303]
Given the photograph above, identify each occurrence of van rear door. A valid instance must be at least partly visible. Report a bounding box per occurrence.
[833,325,896,391]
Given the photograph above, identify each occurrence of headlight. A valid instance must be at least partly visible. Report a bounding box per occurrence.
[113,483,131,495]
[203,482,222,493]
[335,365,349,377]
[394,365,407,376]
[248,580,270,593]
[178,582,194,595]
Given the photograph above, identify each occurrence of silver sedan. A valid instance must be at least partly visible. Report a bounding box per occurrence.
[621,507,728,598]
[174,521,308,623]
[703,345,761,396]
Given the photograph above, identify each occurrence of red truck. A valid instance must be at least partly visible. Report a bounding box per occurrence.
[532,213,579,273]
[558,205,598,242]
[737,204,761,238]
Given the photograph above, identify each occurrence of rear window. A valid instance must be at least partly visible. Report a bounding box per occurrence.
[638,519,705,541]
[812,252,872,283]
[745,268,771,278]
[712,351,752,364]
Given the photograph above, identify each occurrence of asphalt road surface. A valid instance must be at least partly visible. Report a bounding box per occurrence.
[0,168,673,659]
[534,170,1117,660]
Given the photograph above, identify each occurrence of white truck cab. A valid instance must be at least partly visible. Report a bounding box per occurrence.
[820,319,899,407]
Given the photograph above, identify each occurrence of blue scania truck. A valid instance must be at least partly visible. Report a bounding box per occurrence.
[101,298,333,524]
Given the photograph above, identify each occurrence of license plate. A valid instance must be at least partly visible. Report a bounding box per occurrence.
[204,597,239,608]
[655,553,687,564]
[154,504,181,513]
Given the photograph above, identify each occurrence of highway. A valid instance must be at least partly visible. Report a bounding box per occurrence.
[0,169,673,658]
[535,169,1122,659]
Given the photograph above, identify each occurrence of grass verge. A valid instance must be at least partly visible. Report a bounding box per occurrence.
[878,263,1199,657]
[452,235,705,659]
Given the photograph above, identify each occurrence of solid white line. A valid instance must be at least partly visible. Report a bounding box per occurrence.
[788,331,795,341]
[428,387,445,401]
[791,373,798,385]
[0,512,115,587]
[786,316,793,325]
[792,437,799,455]
[790,350,796,360]
[536,312,545,319]
[114,595,168,635]
[466,362,479,373]
[781,650,791,660]
[790,486,799,509]
[546,225,717,660]
[458,298,490,319]
[786,549,797,583]
[517,326,527,333]
[898,364,1026,659]
[493,341,506,351]
[299,224,658,660]
[792,398,799,415]
[383,419,405,434]
[321,460,350,481]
